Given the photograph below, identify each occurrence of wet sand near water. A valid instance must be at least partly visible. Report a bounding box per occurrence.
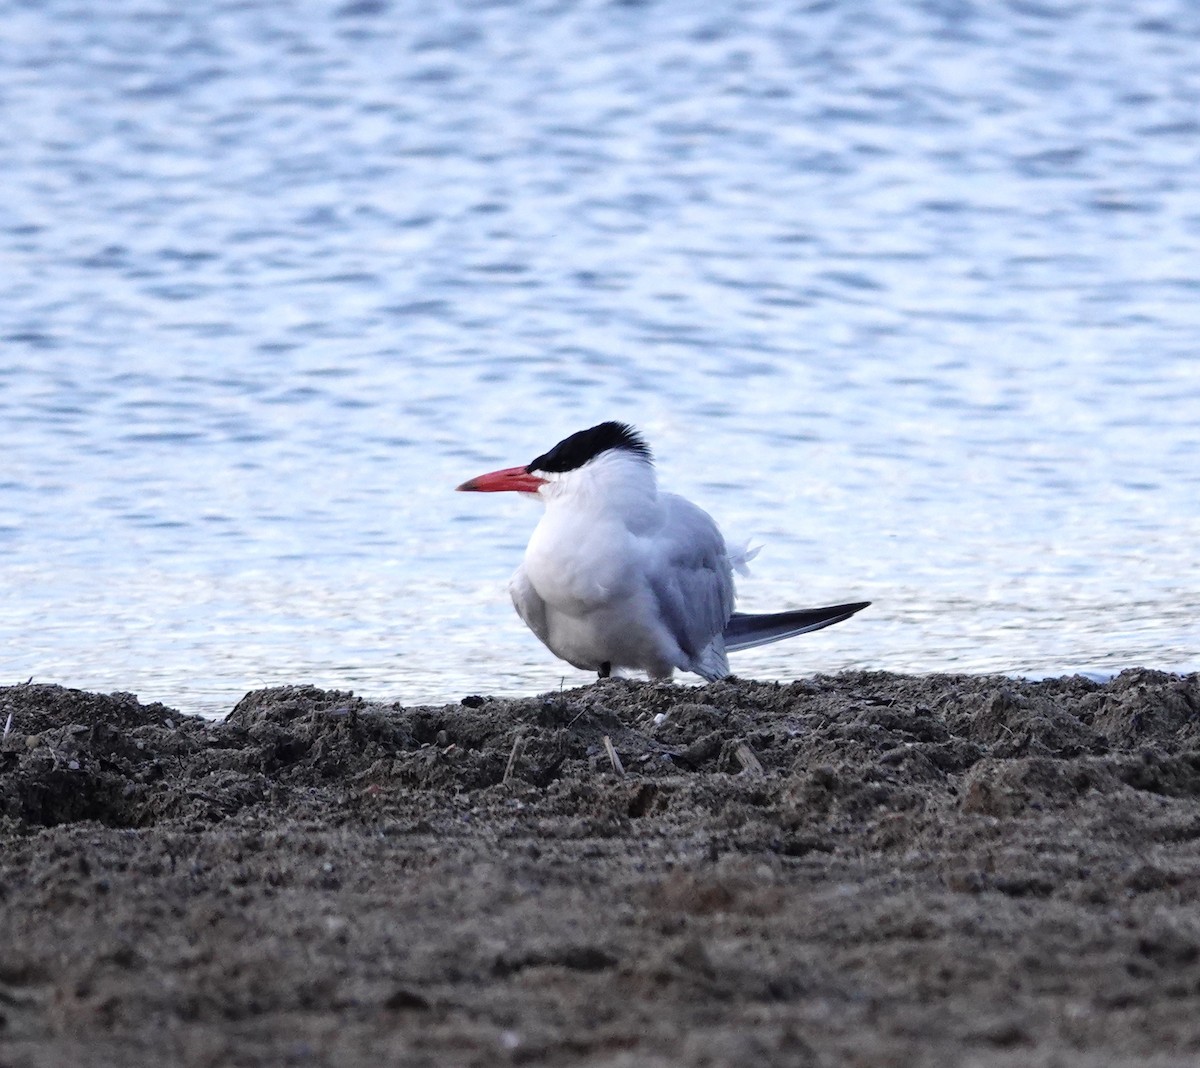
[3,670,1200,1066]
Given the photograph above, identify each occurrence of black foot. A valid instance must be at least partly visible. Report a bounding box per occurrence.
[598,661,612,679]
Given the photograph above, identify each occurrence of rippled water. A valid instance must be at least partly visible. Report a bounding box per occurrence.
[3,0,1198,715]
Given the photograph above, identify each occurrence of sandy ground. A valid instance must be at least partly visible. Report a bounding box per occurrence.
[2,669,1200,1067]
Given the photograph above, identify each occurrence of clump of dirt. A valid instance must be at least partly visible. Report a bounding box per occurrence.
[2,669,1200,1067]
[0,685,205,828]
[3,670,1200,841]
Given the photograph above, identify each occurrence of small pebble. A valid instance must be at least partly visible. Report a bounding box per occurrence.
[499,1030,521,1051]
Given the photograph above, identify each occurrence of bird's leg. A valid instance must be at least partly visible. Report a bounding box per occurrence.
[598,661,612,679]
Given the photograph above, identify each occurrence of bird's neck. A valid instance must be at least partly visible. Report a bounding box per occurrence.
[544,454,658,524]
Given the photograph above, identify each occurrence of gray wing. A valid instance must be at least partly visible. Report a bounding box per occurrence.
[647,494,735,673]
[509,564,551,646]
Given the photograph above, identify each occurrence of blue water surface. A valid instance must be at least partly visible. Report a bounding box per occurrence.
[2,0,1198,714]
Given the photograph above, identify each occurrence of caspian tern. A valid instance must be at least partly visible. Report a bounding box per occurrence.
[457,421,869,682]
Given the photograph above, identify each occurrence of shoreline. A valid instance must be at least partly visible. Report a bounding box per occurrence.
[3,669,1200,1066]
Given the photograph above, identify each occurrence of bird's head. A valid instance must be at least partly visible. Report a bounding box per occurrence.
[456,421,655,504]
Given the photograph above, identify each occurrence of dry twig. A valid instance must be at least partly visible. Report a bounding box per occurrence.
[733,742,764,777]
[502,733,526,784]
[603,735,625,777]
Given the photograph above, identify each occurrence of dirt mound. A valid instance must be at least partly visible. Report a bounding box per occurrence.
[0,684,207,828]
[3,669,1200,1067]
[3,669,1199,834]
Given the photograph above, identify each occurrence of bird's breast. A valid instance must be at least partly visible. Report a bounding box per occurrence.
[523,513,635,613]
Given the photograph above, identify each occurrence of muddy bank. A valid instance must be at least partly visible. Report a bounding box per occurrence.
[2,670,1200,1066]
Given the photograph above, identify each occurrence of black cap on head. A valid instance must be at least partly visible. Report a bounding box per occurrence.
[527,421,652,474]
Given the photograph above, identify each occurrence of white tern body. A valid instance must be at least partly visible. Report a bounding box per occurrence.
[458,422,868,682]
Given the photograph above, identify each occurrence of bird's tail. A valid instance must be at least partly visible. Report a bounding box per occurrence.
[722,601,870,652]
